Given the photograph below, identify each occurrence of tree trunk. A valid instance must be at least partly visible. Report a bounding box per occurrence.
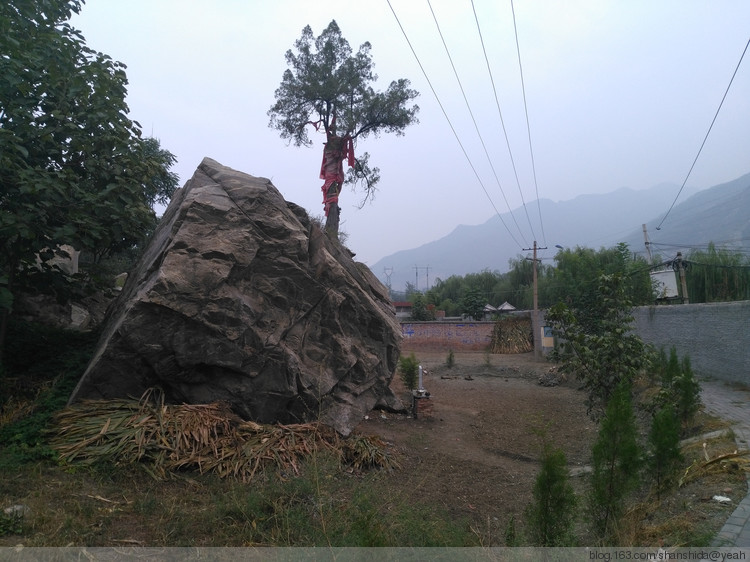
[0,257,18,365]
[324,182,341,237]
[320,134,349,239]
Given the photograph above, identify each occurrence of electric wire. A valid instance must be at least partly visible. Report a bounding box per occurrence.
[510,0,546,245]
[426,0,529,247]
[656,36,750,231]
[385,0,524,249]
[470,0,537,244]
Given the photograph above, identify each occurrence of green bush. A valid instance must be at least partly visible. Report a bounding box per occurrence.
[398,354,419,391]
[525,444,577,546]
[647,404,683,495]
[653,347,702,433]
[589,381,642,542]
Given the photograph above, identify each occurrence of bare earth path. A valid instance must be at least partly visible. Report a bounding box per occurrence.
[356,350,598,540]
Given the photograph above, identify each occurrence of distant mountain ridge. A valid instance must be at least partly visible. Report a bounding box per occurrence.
[370,173,750,291]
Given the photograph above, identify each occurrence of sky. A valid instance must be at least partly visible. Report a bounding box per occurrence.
[70,1,750,267]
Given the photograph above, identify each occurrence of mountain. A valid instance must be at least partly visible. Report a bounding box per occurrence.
[620,173,750,260]
[371,173,750,291]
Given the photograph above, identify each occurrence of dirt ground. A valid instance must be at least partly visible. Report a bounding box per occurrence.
[355,349,745,546]
[356,350,599,542]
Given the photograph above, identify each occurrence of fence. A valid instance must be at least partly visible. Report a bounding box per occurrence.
[401,301,750,382]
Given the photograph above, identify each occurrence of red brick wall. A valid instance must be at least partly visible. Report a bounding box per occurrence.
[400,321,495,351]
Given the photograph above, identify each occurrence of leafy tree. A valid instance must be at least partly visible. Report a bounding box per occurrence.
[685,243,750,303]
[268,20,419,237]
[546,243,653,320]
[0,0,179,357]
[589,381,642,542]
[525,444,577,546]
[547,273,652,420]
[460,288,485,321]
[409,293,431,321]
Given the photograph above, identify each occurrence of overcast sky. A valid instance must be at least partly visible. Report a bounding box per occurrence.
[70,1,750,266]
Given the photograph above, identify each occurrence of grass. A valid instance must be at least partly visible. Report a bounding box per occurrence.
[1,320,746,547]
[0,319,478,547]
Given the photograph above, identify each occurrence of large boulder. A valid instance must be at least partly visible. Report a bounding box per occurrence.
[69,158,403,435]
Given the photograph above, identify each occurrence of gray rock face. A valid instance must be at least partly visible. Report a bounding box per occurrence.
[69,158,403,435]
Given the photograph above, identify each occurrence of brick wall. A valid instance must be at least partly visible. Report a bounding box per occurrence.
[400,321,495,351]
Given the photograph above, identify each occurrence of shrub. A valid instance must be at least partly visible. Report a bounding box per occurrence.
[525,444,577,546]
[589,381,642,542]
[647,404,683,495]
[653,347,702,433]
[398,354,419,391]
[547,274,651,421]
[446,349,455,369]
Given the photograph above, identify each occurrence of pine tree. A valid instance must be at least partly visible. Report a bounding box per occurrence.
[647,404,683,496]
[589,381,642,541]
[525,444,577,546]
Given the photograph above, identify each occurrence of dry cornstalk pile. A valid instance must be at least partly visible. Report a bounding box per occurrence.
[678,445,750,487]
[50,389,398,481]
[490,315,533,354]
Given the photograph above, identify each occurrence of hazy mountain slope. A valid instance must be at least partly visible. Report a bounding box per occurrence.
[371,174,749,291]
[620,173,750,258]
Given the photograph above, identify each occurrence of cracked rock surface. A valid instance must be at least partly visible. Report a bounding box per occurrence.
[69,158,403,435]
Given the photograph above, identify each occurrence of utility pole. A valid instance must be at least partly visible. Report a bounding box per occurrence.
[523,241,547,359]
[414,265,419,293]
[676,252,689,304]
[642,224,653,263]
[424,265,430,292]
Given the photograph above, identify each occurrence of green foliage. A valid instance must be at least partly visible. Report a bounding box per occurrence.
[409,293,432,321]
[398,353,419,391]
[0,510,24,537]
[548,273,652,420]
[211,463,478,546]
[589,382,642,541]
[446,349,455,369]
[0,0,179,354]
[546,243,654,318]
[647,404,683,495]
[461,288,485,321]
[654,348,702,432]
[268,19,419,230]
[0,320,98,468]
[684,243,750,303]
[524,444,577,546]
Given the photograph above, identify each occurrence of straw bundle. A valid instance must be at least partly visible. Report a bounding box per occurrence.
[678,447,750,487]
[50,389,397,481]
[490,316,533,354]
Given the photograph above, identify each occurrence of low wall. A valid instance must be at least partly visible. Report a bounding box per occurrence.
[632,300,750,382]
[400,321,495,351]
[400,301,750,383]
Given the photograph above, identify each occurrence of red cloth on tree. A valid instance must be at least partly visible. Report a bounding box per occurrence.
[319,136,354,216]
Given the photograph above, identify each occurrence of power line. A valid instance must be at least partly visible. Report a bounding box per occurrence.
[470,0,537,244]
[656,35,750,231]
[386,0,524,249]
[426,0,529,247]
[510,0,546,245]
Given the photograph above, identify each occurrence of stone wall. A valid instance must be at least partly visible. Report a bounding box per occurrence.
[631,300,750,382]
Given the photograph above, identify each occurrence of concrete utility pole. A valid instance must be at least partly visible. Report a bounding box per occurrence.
[523,241,547,359]
[642,224,653,263]
[676,252,689,304]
